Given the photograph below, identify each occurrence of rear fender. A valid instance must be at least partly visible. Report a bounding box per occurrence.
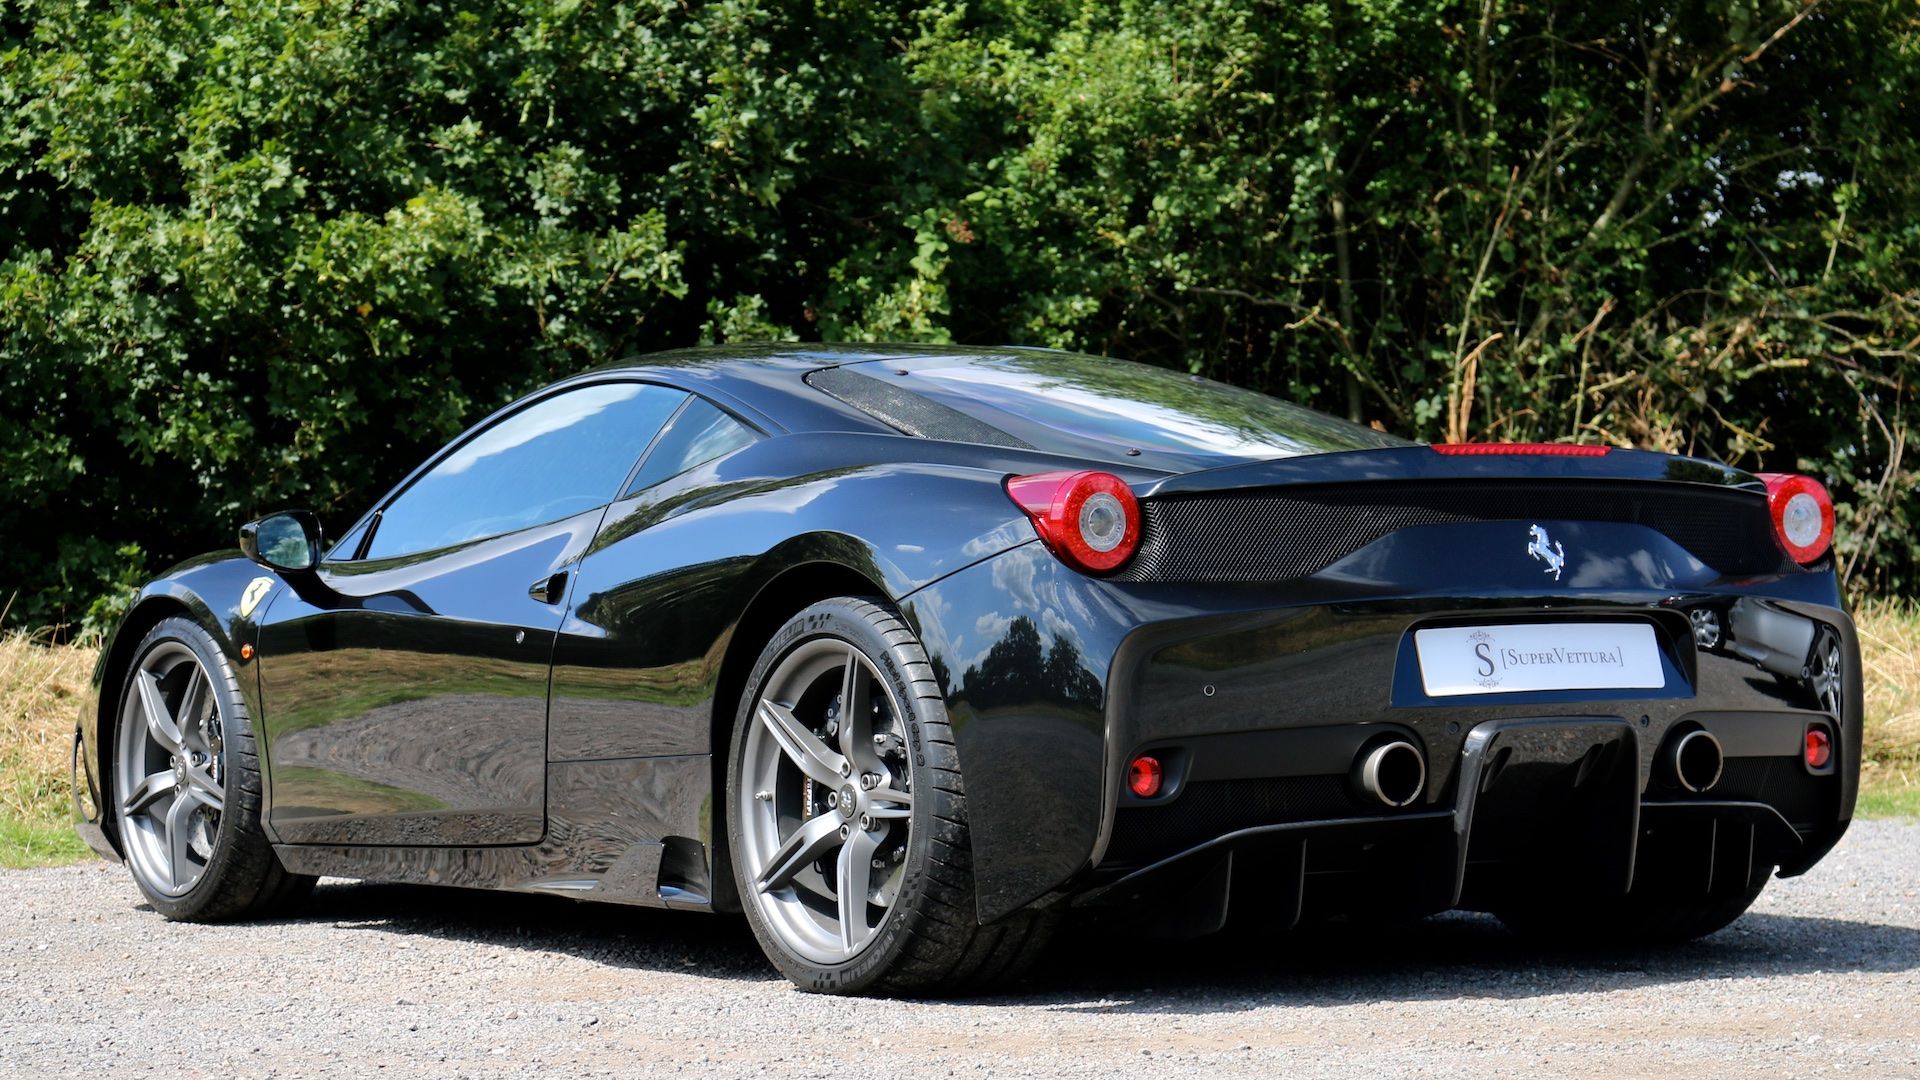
[899,544,1143,922]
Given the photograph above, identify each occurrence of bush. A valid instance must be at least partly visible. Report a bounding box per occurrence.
[0,630,94,866]
[3,0,1916,628]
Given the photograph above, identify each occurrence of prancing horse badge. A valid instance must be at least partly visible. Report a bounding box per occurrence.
[1526,524,1566,581]
[239,576,275,619]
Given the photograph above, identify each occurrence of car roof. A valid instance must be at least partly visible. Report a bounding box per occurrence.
[585,343,1058,437]
[586,343,1406,474]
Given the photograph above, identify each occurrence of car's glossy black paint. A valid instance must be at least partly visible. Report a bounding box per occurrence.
[1144,443,1761,496]
[897,529,1856,919]
[76,343,1859,941]
[254,507,602,846]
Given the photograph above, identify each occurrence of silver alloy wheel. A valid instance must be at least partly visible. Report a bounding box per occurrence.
[115,641,226,897]
[1809,628,1844,718]
[738,637,914,965]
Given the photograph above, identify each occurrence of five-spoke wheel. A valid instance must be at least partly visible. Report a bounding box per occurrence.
[1808,626,1845,719]
[737,637,915,964]
[726,597,1054,995]
[116,639,226,897]
[111,616,314,921]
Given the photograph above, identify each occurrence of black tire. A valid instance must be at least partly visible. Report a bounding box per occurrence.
[1497,868,1770,946]
[725,597,1055,995]
[112,616,315,921]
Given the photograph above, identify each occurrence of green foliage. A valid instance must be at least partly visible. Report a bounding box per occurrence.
[0,815,90,869]
[3,0,1917,627]
[1857,785,1920,820]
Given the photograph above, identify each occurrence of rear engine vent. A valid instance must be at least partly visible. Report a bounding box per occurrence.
[1116,480,1786,583]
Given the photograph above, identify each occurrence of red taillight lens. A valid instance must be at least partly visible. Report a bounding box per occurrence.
[1127,754,1164,799]
[1431,443,1611,457]
[1805,726,1833,770]
[1005,470,1141,573]
[1755,472,1835,564]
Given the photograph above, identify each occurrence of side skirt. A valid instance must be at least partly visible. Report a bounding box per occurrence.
[272,755,714,910]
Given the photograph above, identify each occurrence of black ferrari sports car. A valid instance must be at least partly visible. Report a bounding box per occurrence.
[74,345,1860,995]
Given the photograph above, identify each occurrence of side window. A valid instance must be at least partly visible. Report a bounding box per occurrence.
[364,383,687,559]
[622,398,757,498]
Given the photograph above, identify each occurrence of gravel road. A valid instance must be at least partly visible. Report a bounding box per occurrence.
[4,820,1917,1079]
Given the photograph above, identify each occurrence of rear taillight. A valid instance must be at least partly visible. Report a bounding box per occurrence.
[1006,470,1141,574]
[1431,442,1611,457]
[1756,472,1835,564]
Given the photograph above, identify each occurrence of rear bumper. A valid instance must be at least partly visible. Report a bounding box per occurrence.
[904,541,1859,923]
[1077,591,1855,925]
[1076,716,1830,933]
[1092,596,1856,885]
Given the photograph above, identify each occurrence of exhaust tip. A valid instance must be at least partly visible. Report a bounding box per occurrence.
[1671,729,1725,793]
[1356,740,1426,808]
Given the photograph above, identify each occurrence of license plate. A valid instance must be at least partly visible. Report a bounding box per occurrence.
[1413,622,1665,697]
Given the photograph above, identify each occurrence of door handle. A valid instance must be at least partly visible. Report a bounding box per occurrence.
[529,570,569,604]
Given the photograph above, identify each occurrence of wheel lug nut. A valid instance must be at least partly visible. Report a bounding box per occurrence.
[827,792,839,808]
[839,761,852,778]
[839,825,850,840]
[859,813,872,831]
[860,773,877,790]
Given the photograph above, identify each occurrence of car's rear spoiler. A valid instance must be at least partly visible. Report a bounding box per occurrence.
[1140,444,1764,498]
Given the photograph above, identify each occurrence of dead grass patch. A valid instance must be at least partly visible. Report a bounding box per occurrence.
[0,631,98,823]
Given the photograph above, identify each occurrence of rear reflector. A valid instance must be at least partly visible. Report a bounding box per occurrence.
[1431,442,1611,457]
[1127,754,1164,799]
[1805,726,1833,770]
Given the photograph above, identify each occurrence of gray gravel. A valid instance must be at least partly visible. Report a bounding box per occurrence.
[4,820,1918,1079]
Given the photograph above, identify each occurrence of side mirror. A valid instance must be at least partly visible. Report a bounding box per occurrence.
[240,510,323,574]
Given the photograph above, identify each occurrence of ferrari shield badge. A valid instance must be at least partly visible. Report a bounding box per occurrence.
[239,576,275,619]
[1526,524,1566,580]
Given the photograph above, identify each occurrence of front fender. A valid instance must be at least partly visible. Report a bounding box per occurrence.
[77,554,282,856]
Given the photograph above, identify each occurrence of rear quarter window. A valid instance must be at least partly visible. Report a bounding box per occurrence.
[623,398,758,498]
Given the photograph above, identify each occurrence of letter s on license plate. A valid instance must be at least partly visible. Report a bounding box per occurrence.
[1413,623,1665,697]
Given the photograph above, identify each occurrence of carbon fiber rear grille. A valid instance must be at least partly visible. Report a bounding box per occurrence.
[1116,480,1785,582]
[1103,775,1366,866]
[1715,756,1835,831]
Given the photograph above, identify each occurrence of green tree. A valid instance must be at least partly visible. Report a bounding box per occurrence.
[3,0,1915,630]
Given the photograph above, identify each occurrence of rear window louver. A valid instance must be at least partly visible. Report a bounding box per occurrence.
[805,366,1034,450]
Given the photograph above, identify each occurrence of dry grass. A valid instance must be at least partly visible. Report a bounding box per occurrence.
[0,632,97,822]
[0,631,98,866]
[1857,598,1920,798]
[0,600,1915,867]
